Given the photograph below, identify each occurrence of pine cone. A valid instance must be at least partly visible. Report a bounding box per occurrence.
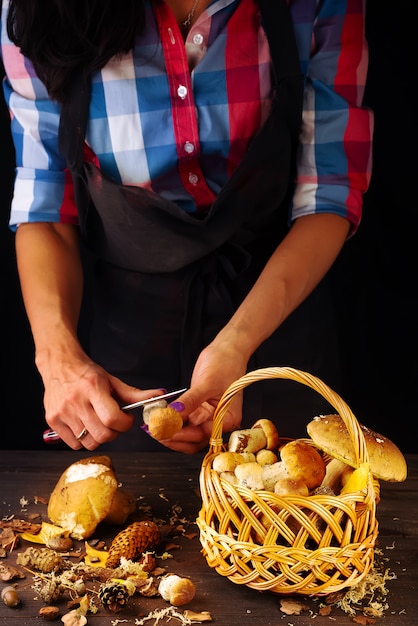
[106,521,161,568]
[98,579,131,612]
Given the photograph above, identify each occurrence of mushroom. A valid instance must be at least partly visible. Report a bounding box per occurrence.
[234,461,264,490]
[147,406,184,440]
[307,414,407,482]
[103,487,136,525]
[261,461,289,491]
[320,458,354,493]
[212,451,247,473]
[219,471,238,485]
[142,399,168,425]
[256,449,278,466]
[273,477,309,497]
[279,440,326,490]
[47,455,120,539]
[252,419,280,450]
[158,574,196,606]
[228,427,267,454]
[228,418,279,454]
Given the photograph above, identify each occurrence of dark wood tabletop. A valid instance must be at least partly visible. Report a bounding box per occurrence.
[0,450,416,625]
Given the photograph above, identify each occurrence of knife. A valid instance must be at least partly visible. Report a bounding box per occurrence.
[42,387,187,444]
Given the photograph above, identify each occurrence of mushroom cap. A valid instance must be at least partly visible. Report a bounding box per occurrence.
[307,414,407,482]
[212,451,246,473]
[234,461,264,490]
[256,449,278,466]
[142,399,168,425]
[47,455,118,539]
[273,477,309,497]
[147,407,183,440]
[280,440,326,490]
[158,574,196,606]
[252,418,280,450]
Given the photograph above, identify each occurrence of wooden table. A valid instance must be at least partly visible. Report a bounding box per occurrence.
[0,450,417,625]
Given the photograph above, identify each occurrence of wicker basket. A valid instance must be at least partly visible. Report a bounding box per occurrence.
[197,366,379,596]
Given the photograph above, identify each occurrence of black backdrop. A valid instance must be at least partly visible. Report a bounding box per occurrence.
[1,2,416,452]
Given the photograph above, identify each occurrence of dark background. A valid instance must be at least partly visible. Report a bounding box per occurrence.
[1,2,416,453]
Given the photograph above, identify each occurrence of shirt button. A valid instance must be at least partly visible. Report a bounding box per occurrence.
[177,85,188,99]
[193,33,204,45]
[188,173,199,185]
[184,142,195,154]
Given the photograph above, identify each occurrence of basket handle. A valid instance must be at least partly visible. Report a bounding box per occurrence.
[208,366,370,469]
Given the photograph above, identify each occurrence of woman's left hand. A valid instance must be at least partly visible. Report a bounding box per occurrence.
[155,338,248,454]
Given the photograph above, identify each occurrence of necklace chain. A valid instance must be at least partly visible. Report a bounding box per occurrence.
[181,0,201,30]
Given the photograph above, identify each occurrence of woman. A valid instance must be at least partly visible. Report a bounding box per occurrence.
[0,0,372,453]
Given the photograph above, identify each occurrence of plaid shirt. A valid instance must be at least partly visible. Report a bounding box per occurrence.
[1,0,372,232]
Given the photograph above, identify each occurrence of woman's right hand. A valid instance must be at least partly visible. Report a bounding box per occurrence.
[40,346,166,450]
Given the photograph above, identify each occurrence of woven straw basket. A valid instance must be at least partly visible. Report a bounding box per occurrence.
[197,366,379,596]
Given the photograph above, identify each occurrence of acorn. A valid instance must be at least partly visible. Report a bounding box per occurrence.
[1,585,21,608]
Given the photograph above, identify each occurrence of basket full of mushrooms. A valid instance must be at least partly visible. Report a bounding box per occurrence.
[197,367,407,596]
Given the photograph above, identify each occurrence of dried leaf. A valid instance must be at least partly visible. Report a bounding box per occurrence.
[0,527,19,551]
[0,562,26,581]
[34,495,48,505]
[279,598,309,615]
[61,609,87,626]
[319,605,332,616]
[84,542,109,568]
[20,521,70,545]
[0,519,42,534]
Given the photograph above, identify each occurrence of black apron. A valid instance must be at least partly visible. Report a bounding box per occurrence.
[59,0,341,450]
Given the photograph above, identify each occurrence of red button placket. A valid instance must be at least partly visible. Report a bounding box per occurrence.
[154,4,216,211]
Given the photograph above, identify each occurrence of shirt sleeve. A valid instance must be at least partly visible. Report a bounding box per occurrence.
[1,8,78,231]
[290,0,373,235]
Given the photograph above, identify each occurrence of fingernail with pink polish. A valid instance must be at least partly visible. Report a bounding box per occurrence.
[169,401,185,412]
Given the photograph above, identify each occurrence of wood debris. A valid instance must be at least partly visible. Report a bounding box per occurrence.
[279,597,309,615]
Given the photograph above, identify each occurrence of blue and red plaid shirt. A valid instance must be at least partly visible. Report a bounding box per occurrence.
[1,0,373,232]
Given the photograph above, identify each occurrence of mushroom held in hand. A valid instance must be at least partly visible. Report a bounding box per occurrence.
[147,407,184,440]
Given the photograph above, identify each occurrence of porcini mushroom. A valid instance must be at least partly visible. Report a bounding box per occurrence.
[273,477,309,497]
[307,414,407,482]
[48,456,121,539]
[234,461,265,490]
[252,419,280,450]
[158,574,196,606]
[147,406,184,440]
[142,399,168,425]
[212,451,246,473]
[228,427,267,454]
[279,440,326,490]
